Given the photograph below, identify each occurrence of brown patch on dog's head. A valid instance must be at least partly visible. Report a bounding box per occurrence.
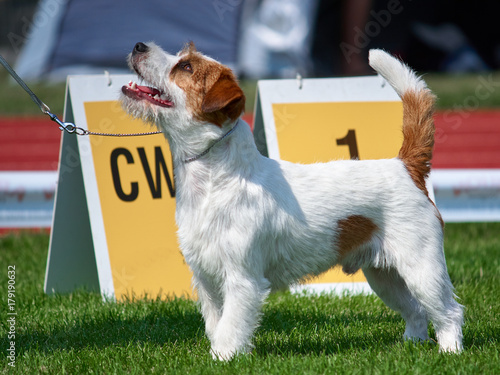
[336,215,378,260]
[169,42,245,126]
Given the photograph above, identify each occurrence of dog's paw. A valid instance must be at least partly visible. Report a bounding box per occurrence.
[211,347,236,361]
[438,339,463,353]
[210,342,253,361]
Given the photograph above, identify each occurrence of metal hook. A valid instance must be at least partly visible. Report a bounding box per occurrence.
[47,112,87,135]
[296,73,303,90]
[104,70,112,86]
[378,74,387,88]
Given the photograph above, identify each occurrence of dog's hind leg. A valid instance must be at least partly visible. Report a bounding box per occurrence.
[209,272,271,360]
[367,229,463,352]
[363,266,430,342]
[391,243,464,353]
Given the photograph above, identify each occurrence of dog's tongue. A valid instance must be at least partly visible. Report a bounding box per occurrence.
[137,84,162,96]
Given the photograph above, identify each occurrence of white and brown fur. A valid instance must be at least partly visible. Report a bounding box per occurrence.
[120,42,463,360]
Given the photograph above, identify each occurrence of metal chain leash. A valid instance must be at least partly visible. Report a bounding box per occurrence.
[84,129,163,137]
[0,54,162,137]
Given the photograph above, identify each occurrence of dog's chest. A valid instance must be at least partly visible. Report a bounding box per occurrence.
[174,173,254,265]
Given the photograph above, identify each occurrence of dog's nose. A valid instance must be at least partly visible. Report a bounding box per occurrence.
[133,42,148,55]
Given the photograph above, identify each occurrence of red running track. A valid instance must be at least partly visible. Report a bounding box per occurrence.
[1,111,499,170]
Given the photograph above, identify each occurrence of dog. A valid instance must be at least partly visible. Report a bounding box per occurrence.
[120,41,464,360]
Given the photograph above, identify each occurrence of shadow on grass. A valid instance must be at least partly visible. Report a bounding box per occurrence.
[255,303,405,356]
[10,294,206,356]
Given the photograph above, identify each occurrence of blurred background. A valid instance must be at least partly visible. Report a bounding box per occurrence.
[1,0,499,230]
[1,0,500,79]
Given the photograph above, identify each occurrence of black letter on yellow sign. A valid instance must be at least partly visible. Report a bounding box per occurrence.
[138,147,176,198]
[110,146,176,202]
[110,148,139,202]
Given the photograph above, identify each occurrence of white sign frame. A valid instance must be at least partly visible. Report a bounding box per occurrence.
[45,75,135,300]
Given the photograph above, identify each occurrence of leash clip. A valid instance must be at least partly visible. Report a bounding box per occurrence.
[47,112,88,135]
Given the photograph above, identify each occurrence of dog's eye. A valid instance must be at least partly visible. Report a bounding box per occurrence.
[180,62,193,72]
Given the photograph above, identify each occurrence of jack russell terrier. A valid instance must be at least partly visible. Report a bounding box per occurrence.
[120,41,463,360]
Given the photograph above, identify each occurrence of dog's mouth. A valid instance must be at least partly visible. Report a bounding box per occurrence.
[121,81,174,108]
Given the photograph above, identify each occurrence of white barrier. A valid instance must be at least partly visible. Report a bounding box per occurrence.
[431,169,500,222]
[0,171,57,228]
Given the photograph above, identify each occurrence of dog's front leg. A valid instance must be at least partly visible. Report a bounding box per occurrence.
[210,272,270,360]
[193,273,223,343]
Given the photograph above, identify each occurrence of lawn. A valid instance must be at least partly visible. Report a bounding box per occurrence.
[0,223,499,374]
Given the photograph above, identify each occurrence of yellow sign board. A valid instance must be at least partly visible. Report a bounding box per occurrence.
[273,102,403,162]
[85,101,191,299]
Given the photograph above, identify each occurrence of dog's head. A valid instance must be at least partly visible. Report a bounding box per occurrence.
[120,42,245,135]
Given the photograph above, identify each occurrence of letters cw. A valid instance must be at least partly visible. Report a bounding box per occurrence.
[110,146,175,202]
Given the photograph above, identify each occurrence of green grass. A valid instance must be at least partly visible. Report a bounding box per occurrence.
[0,223,499,374]
[0,70,66,116]
[425,72,500,110]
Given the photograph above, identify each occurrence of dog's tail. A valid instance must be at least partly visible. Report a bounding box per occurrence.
[368,49,435,196]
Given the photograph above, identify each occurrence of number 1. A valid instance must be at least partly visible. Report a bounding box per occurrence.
[336,129,359,159]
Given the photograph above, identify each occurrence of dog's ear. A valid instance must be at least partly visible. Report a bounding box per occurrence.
[180,41,197,55]
[201,72,245,126]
